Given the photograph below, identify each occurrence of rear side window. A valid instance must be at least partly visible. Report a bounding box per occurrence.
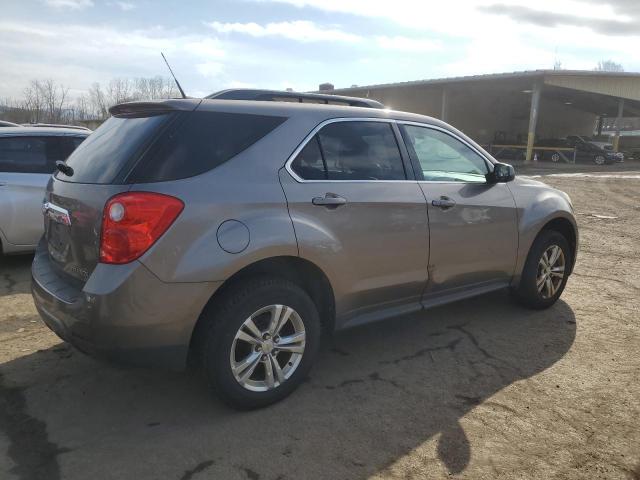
[290,136,326,180]
[0,137,48,173]
[58,114,171,184]
[291,121,406,181]
[130,111,287,183]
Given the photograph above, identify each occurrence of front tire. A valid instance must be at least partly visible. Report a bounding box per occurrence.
[201,277,321,409]
[513,230,571,309]
[594,155,606,165]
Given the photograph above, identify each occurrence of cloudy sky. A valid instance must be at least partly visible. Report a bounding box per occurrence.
[1,0,638,99]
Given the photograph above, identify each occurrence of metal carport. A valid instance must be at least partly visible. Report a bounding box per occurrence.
[325,70,640,161]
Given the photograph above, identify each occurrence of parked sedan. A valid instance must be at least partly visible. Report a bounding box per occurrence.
[564,135,621,164]
[538,138,618,165]
[0,127,88,254]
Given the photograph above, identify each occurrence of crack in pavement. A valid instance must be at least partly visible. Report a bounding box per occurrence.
[447,325,524,378]
[379,337,462,365]
[0,373,70,480]
[1,272,17,295]
[179,460,215,480]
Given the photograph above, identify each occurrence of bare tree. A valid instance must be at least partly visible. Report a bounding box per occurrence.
[1,76,179,125]
[88,82,109,119]
[22,80,46,123]
[594,60,624,72]
[41,79,69,123]
[107,78,135,105]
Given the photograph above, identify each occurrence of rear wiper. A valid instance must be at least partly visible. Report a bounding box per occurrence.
[55,161,74,177]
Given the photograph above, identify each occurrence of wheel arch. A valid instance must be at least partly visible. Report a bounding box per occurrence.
[536,216,578,274]
[188,255,336,364]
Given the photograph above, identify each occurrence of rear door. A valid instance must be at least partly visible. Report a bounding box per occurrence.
[399,123,518,298]
[0,136,53,246]
[44,115,169,282]
[280,119,429,325]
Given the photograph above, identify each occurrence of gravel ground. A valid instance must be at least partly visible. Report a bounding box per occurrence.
[1,163,639,480]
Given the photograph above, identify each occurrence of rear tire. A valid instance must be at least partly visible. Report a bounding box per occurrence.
[201,276,321,409]
[513,230,571,309]
[594,155,606,165]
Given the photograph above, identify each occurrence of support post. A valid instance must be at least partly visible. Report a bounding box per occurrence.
[597,116,604,136]
[525,81,542,163]
[613,99,624,152]
[440,88,448,123]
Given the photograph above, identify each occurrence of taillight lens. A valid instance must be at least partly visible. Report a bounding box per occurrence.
[100,192,184,264]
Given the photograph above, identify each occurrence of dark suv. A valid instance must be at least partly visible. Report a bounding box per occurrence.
[32,92,577,408]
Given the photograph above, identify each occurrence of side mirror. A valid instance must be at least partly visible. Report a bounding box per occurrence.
[487,162,515,183]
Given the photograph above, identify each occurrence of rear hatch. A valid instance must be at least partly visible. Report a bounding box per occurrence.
[44,101,195,284]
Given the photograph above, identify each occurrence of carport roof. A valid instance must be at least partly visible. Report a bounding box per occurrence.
[331,70,640,92]
[330,70,640,117]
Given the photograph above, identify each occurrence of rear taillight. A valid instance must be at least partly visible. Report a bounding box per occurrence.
[100,192,184,264]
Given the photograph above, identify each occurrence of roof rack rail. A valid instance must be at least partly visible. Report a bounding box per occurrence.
[21,123,92,131]
[205,89,384,109]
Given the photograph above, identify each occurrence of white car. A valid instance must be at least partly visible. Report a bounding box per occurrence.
[0,127,88,254]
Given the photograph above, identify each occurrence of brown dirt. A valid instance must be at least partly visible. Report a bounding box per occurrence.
[0,163,638,480]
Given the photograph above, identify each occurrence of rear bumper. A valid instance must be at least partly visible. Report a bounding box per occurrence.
[31,240,220,369]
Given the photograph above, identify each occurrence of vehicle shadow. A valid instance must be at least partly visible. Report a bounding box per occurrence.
[0,254,33,298]
[0,290,576,480]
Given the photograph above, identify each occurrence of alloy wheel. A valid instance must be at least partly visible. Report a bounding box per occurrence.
[536,245,566,299]
[230,304,306,392]
[594,155,605,165]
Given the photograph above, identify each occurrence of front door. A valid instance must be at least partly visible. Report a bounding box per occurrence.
[399,123,518,298]
[280,119,429,325]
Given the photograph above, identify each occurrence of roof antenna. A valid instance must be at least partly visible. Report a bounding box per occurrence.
[161,52,187,99]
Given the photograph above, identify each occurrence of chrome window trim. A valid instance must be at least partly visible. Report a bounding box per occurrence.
[284,117,415,184]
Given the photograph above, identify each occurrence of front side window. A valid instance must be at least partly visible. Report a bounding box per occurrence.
[291,121,406,181]
[0,137,48,173]
[402,125,489,183]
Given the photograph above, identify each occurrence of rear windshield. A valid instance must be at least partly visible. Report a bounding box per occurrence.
[129,111,287,183]
[56,114,171,184]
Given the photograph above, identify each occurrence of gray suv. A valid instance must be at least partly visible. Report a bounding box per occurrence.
[32,92,578,409]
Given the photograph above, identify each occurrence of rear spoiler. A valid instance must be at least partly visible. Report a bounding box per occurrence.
[206,89,384,109]
[109,100,200,118]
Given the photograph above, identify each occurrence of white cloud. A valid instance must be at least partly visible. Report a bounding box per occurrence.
[207,20,362,43]
[44,0,93,9]
[375,36,441,53]
[258,0,640,78]
[114,1,135,11]
[259,0,632,30]
[228,80,257,88]
[185,38,226,59]
[0,21,231,97]
[196,61,225,78]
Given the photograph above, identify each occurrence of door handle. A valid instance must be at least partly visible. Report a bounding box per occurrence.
[312,193,347,208]
[0,182,6,187]
[431,196,456,210]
